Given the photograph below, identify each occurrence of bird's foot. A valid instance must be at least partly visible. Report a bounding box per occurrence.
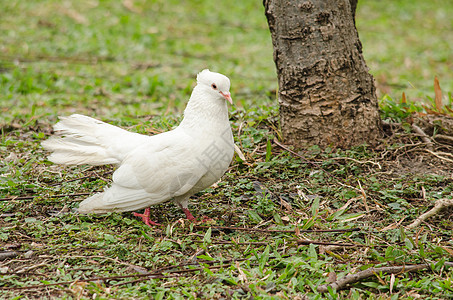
[200,215,214,223]
[182,208,196,221]
[182,208,214,224]
[133,208,162,227]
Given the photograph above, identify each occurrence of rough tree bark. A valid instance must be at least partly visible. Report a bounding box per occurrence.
[264,0,382,148]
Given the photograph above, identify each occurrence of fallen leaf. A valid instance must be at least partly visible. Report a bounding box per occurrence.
[31,242,44,248]
[234,144,246,161]
[422,105,441,115]
[401,92,407,104]
[434,77,443,111]
[390,273,395,293]
[24,250,33,259]
[236,261,248,283]
[4,153,18,163]
[280,198,292,211]
[126,264,148,274]
[280,215,290,223]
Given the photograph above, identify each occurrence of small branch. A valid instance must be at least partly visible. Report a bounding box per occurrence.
[329,157,382,169]
[425,149,453,163]
[48,171,113,186]
[317,264,430,293]
[192,239,360,247]
[433,134,453,145]
[193,225,360,234]
[193,240,268,246]
[295,240,359,247]
[273,138,323,170]
[357,180,370,213]
[406,198,453,229]
[1,263,230,290]
[2,256,256,290]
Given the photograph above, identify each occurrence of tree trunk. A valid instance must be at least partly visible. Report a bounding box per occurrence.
[264,0,382,148]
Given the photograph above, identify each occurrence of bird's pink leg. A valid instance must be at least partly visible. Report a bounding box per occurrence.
[133,208,162,227]
[182,208,196,221]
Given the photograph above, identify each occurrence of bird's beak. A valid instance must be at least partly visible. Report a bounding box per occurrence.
[220,91,233,105]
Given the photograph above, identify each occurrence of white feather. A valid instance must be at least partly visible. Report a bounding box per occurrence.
[42,114,149,165]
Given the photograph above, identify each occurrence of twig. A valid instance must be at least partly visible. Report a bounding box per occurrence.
[193,240,268,245]
[329,157,381,169]
[357,180,370,213]
[1,263,231,290]
[317,264,430,293]
[425,149,453,163]
[16,261,49,274]
[295,240,359,247]
[273,138,323,170]
[48,171,113,186]
[406,198,453,229]
[433,134,453,145]
[411,124,433,150]
[2,256,256,290]
[193,225,360,234]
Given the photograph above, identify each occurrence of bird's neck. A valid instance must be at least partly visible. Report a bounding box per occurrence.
[179,86,229,130]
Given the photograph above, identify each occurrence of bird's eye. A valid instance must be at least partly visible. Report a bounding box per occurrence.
[211,83,217,89]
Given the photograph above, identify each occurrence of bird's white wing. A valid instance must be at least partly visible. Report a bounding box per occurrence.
[115,131,207,197]
[78,129,211,212]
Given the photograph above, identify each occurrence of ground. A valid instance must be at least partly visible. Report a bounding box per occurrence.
[1,0,453,299]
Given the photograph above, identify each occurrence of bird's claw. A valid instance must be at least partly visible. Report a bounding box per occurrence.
[133,209,162,227]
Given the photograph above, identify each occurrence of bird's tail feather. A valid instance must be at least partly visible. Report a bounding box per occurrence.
[42,114,147,165]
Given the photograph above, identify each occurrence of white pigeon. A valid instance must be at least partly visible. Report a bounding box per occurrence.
[42,69,234,226]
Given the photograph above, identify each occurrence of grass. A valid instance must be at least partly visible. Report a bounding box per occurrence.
[1,0,453,299]
[357,0,453,101]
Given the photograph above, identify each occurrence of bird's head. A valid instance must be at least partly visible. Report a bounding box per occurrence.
[196,69,232,104]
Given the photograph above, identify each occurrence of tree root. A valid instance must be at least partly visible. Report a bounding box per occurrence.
[406,198,453,229]
[424,149,453,163]
[0,251,18,260]
[411,124,433,150]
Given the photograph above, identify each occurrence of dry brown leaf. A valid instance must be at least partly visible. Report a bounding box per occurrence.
[390,273,395,294]
[126,264,148,274]
[357,180,369,213]
[234,144,247,161]
[380,217,406,231]
[422,105,441,115]
[280,198,292,211]
[401,92,407,104]
[236,261,248,283]
[434,77,443,111]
